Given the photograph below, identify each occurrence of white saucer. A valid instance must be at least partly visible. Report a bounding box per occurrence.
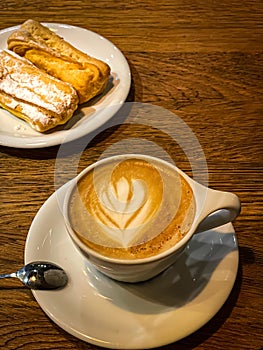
[25,182,239,349]
[0,23,131,148]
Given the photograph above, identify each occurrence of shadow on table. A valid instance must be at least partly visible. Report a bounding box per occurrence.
[161,245,253,349]
[50,234,247,350]
[166,262,242,350]
[87,230,238,313]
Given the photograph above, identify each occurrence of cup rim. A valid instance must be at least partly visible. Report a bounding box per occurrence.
[63,153,204,265]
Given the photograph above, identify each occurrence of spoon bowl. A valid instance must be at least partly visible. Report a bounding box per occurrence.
[0,262,68,290]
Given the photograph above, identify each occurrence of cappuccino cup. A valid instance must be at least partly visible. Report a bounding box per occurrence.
[63,154,240,282]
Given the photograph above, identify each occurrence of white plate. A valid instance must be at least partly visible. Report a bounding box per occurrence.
[25,182,239,349]
[0,23,131,148]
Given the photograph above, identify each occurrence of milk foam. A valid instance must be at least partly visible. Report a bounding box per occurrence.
[98,178,151,246]
[68,157,196,258]
[100,178,147,215]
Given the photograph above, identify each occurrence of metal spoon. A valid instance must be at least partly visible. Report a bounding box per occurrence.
[0,262,68,290]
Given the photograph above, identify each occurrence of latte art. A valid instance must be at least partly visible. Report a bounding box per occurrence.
[68,157,196,259]
[98,177,155,246]
[100,177,147,214]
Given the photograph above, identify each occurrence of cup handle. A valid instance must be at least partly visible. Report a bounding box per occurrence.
[195,187,241,234]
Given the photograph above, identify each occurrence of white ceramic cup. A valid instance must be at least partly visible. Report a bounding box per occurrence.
[63,154,241,283]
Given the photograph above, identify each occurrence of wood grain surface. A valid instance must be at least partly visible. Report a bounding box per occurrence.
[0,0,262,349]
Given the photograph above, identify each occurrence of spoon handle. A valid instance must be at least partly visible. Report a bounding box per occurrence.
[0,272,17,279]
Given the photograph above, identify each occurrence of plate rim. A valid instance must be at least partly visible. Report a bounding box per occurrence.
[0,23,131,148]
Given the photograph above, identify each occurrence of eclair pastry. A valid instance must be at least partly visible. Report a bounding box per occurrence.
[0,50,79,132]
[7,19,111,104]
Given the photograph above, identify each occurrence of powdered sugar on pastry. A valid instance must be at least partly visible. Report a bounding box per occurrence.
[0,50,79,132]
[7,20,111,103]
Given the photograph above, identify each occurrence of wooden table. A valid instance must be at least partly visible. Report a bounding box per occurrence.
[0,1,262,349]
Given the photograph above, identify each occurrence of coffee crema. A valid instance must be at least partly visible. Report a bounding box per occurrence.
[68,157,196,259]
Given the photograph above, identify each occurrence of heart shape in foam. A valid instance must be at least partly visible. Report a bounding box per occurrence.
[86,159,164,247]
[101,177,147,216]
